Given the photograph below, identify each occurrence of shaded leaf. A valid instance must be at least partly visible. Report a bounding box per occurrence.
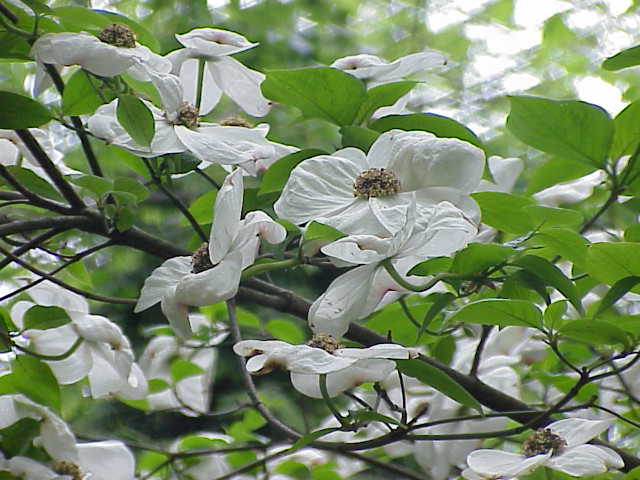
[0,92,51,129]
[449,298,543,329]
[116,95,155,148]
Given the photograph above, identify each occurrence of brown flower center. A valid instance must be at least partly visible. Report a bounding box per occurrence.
[174,103,200,129]
[98,23,136,48]
[220,116,252,128]
[307,334,343,353]
[522,428,567,457]
[353,168,400,199]
[192,242,213,273]
[53,460,84,480]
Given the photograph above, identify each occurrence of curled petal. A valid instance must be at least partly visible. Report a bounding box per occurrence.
[209,170,244,263]
[176,28,258,57]
[135,257,192,313]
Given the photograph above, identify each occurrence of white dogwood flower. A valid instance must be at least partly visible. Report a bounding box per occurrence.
[464,418,623,479]
[135,169,286,338]
[234,337,416,398]
[167,28,271,116]
[0,129,79,176]
[11,281,147,400]
[275,129,484,236]
[309,201,476,338]
[31,24,170,83]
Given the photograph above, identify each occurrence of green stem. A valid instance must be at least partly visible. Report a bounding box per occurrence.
[382,259,454,292]
[195,58,206,112]
[319,374,347,426]
[240,257,299,280]
[14,337,83,361]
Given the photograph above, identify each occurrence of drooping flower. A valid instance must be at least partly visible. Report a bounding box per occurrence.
[135,169,286,338]
[31,24,171,93]
[464,418,624,479]
[274,129,484,236]
[11,281,147,400]
[233,336,416,398]
[166,28,271,116]
[309,201,476,338]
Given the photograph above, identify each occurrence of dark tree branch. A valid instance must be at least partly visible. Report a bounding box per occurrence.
[0,165,72,214]
[0,227,63,271]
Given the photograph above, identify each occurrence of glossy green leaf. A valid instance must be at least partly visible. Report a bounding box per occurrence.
[113,177,149,202]
[187,190,217,225]
[3,166,63,202]
[543,300,568,330]
[507,96,613,167]
[116,95,155,147]
[408,257,452,276]
[513,255,582,314]
[11,355,61,412]
[524,205,583,228]
[451,243,515,275]
[471,192,536,234]
[560,320,630,347]
[340,126,379,152]
[23,306,71,331]
[397,359,482,413]
[0,33,31,60]
[0,92,51,129]
[303,221,346,245]
[258,149,326,197]
[586,242,640,288]
[449,298,543,329]
[265,319,305,344]
[355,81,417,124]
[595,276,640,317]
[262,67,366,126]
[603,44,640,71]
[526,157,595,194]
[70,175,113,198]
[370,113,483,149]
[170,359,205,382]
[611,100,640,160]
[148,378,170,394]
[62,70,114,116]
[532,228,589,267]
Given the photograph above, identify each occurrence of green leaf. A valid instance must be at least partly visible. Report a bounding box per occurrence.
[20,0,52,13]
[560,320,630,347]
[0,92,52,129]
[624,224,640,242]
[303,221,346,245]
[261,67,366,126]
[507,96,613,167]
[187,190,217,225]
[370,113,483,149]
[113,177,149,202]
[532,228,589,267]
[449,298,543,329]
[408,257,452,276]
[340,126,379,152]
[451,243,515,275]
[116,95,155,147]
[258,149,326,197]
[69,175,113,199]
[11,355,61,412]
[148,378,170,394]
[348,410,402,426]
[3,166,63,202]
[586,242,640,289]
[471,192,536,234]
[289,428,340,452]
[524,205,583,228]
[595,276,640,317]
[396,359,482,413]
[62,70,114,116]
[513,255,582,314]
[0,33,31,60]
[526,157,595,194]
[417,293,456,341]
[611,100,640,160]
[170,359,206,382]
[115,205,135,232]
[265,319,305,344]
[23,306,72,331]
[355,81,417,124]
[544,300,568,330]
[603,44,640,71]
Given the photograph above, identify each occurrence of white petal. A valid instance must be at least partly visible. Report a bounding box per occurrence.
[9,457,59,480]
[26,281,88,313]
[160,288,191,339]
[336,344,413,360]
[176,28,258,57]
[78,441,135,480]
[38,411,79,462]
[374,50,447,83]
[548,418,614,447]
[369,194,413,235]
[74,315,127,346]
[30,326,92,384]
[135,257,192,313]
[0,395,23,428]
[476,156,524,193]
[233,339,291,356]
[172,56,222,115]
[209,56,271,116]
[209,169,244,263]
[241,211,287,245]
[274,150,365,225]
[148,71,184,116]
[308,264,378,338]
[548,444,623,476]
[174,250,243,306]
[321,234,391,265]
[466,450,549,477]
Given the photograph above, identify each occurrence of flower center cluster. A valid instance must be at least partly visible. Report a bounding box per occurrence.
[175,103,200,129]
[307,334,342,353]
[353,168,400,199]
[192,242,214,273]
[220,116,252,128]
[98,23,136,48]
[522,428,567,457]
[53,460,84,480]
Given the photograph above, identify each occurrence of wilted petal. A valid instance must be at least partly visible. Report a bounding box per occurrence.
[77,441,135,480]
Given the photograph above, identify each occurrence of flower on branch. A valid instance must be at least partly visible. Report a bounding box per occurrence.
[275,129,484,236]
[167,28,272,116]
[135,169,286,338]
